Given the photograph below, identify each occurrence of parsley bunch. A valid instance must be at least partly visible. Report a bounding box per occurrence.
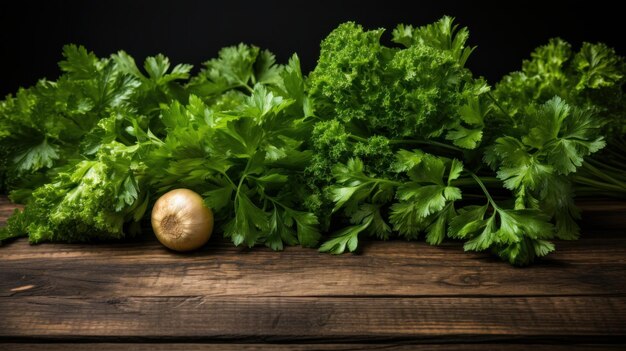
[493,38,626,198]
[0,44,321,251]
[0,45,191,241]
[147,51,321,250]
[0,17,623,265]
[305,17,613,265]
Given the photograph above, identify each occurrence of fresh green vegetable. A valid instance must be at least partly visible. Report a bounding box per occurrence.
[0,44,320,250]
[147,53,321,250]
[0,17,623,265]
[0,45,190,242]
[493,38,626,197]
[304,17,575,264]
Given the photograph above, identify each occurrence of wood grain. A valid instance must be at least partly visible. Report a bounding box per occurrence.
[1,296,624,341]
[1,196,625,348]
[1,236,626,299]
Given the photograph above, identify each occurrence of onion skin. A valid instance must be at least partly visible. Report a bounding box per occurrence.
[151,189,214,252]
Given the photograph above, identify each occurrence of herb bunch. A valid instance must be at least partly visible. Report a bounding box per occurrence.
[0,17,623,265]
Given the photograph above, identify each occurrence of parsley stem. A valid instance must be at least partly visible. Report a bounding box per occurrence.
[264,194,288,211]
[486,92,517,127]
[347,134,368,142]
[238,80,255,94]
[390,139,464,153]
[234,156,254,208]
[586,158,626,174]
[581,162,626,189]
[218,171,238,191]
[347,134,463,153]
[349,173,402,187]
[469,172,499,209]
[572,175,626,193]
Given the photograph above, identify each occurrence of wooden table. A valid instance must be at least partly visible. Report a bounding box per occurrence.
[1,196,625,350]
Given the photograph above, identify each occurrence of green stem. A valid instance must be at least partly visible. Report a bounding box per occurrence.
[348,134,464,153]
[234,157,254,207]
[265,194,291,212]
[347,175,402,189]
[372,178,402,187]
[218,171,238,191]
[237,80,255,94]
[469,172,499,209]
[573,175,626,193]
[348,134,368,143]
[487,92,517,127]
[389,139,464,153]
[581,162,626,189]
[587,157,626,175]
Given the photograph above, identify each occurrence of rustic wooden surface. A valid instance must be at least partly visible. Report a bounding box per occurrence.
[1,196,625,350]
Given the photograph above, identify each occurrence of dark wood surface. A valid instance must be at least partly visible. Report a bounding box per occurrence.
[1,196,625,350]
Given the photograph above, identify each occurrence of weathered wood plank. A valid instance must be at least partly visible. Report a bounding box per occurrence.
[1,343,623,351]
[2,235,626,298]
[0,296,624,342]
[1,196,625,346]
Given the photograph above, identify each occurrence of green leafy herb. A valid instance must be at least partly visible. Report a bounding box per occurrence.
[1,17,622,266]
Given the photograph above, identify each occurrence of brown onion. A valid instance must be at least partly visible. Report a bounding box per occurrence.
[151,189,214,252]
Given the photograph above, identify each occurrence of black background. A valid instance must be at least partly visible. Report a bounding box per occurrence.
[1,0,624,96]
